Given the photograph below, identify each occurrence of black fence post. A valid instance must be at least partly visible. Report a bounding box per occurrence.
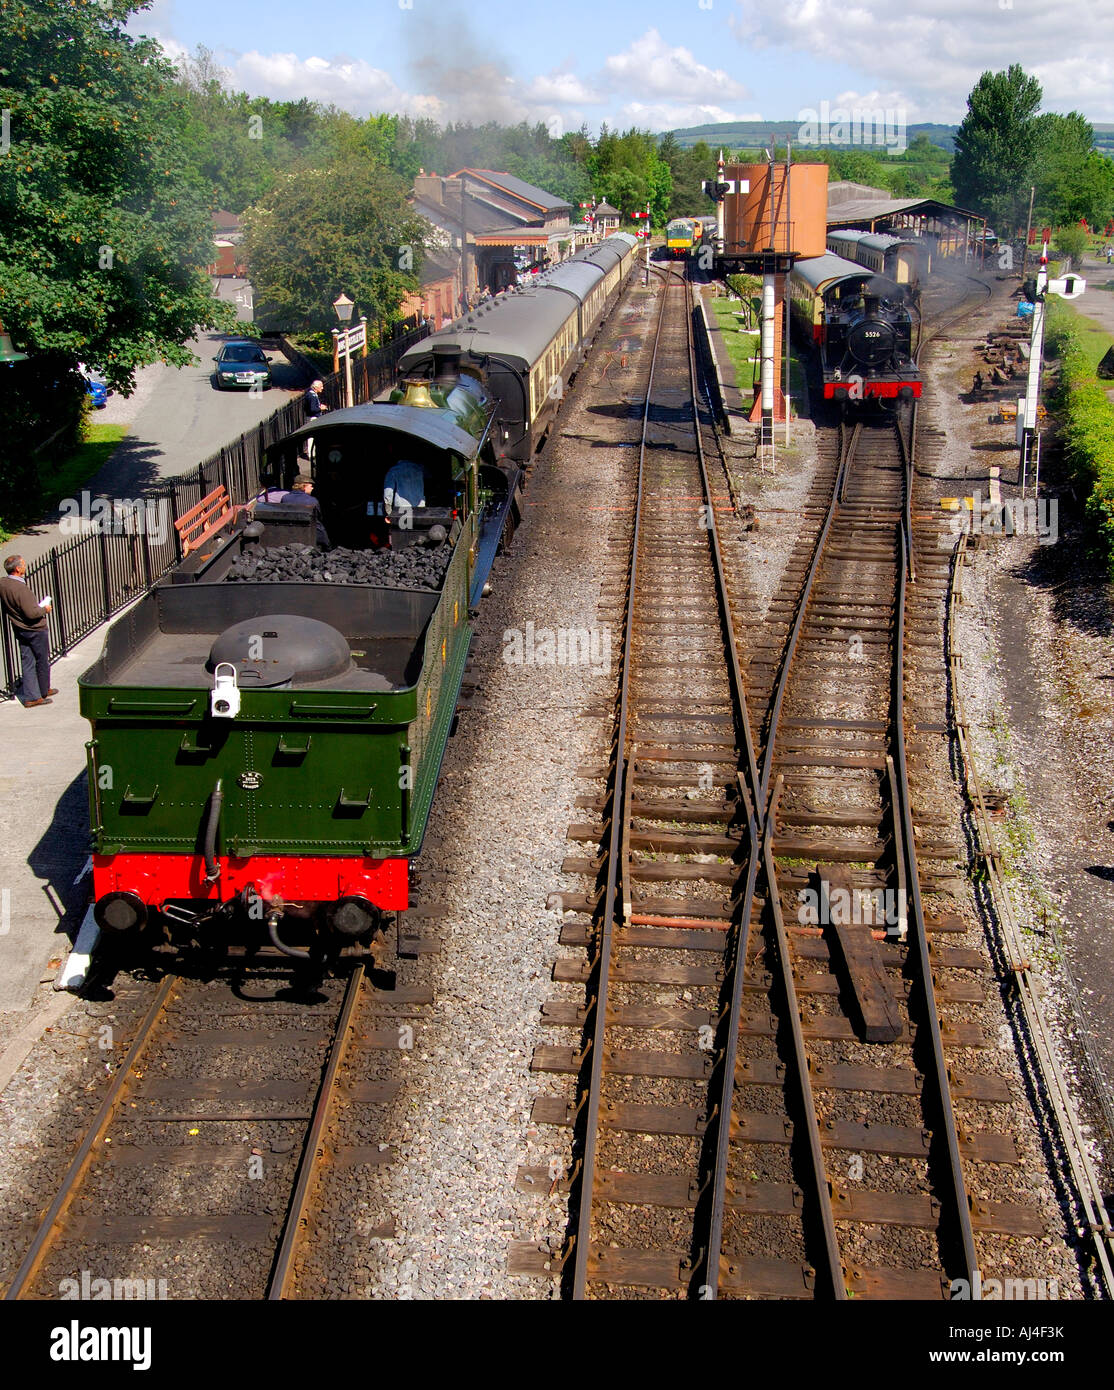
[50,549,69,657]
[1,616,16,697]
[99,525,111,622]
[169,482,182,563]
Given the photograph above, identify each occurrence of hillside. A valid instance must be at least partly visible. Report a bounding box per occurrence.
[666,121,957,153]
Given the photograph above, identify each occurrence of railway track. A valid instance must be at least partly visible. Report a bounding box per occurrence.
[514,264,1047,1298]
[3,956,428,1300]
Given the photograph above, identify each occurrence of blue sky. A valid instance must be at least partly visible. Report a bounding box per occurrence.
[134,0,1114,131]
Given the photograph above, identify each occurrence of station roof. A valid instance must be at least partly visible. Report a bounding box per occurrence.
[454,169,571,214]
[826,196,984,228]
[473,228,556,246]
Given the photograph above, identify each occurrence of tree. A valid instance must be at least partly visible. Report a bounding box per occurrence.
[1053,224,1088,271]
[243,156,425,335]
[588,127,671,222]
[0,3,231,395]
[1034,112,1114,229]
[952,65,1043,232]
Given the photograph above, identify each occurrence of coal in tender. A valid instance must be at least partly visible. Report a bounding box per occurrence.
[226,539,453,590]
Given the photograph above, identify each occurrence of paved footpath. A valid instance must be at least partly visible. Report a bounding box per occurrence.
[1058,252,1114,337]
[9,280,309,566]
[0,620,115,1012]
[0,285,312,1014]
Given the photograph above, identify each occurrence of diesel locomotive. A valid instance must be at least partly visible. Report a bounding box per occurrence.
[789,251,921,408]
[80,231,640,965]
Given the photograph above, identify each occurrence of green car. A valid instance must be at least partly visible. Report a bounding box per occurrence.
[213,339,272,390]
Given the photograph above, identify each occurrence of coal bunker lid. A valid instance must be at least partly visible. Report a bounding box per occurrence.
[207,614,351,687]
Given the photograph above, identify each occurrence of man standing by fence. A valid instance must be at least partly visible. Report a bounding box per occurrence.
[0,556,56,707]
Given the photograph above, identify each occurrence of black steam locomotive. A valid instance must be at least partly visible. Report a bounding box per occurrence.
[789,251,920,408]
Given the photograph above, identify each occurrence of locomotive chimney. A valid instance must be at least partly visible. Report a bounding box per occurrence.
[432,342,462,390]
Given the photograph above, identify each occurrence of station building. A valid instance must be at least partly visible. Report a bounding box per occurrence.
[411,169,577,304]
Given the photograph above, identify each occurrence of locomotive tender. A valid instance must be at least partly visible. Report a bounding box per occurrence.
[80,232,640,963]
[789,251,921,407]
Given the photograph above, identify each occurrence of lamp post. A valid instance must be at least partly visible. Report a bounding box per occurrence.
[332,293,355,408]
[0,319,29,366]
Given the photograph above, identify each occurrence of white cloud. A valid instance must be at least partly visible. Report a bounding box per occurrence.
[606,29,751,101]
[528,72,604,106]
[218,51,445,119]
[732,0,1114,121]
[620,101,761,132]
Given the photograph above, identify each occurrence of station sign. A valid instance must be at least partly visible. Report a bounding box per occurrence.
[338,321,365,354]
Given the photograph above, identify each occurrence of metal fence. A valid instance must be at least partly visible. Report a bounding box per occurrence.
[1,321,429,697]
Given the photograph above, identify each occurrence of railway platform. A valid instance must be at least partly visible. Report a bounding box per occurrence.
[0,618,109,1016]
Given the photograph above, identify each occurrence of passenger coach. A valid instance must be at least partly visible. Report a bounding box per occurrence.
[826,228,930,288]
[398,232,639,461]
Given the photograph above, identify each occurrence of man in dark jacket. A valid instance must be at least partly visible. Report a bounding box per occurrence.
[302,379,328,464]
[0,555,56,706]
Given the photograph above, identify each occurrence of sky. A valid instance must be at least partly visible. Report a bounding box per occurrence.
[132,0,1114,133]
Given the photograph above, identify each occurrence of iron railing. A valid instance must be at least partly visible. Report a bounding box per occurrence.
[2,321,429,696]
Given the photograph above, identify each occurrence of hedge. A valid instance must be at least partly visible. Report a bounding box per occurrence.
[1045,305,1114,570]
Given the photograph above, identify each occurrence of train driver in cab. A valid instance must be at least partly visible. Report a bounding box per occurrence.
[383,458,426,519]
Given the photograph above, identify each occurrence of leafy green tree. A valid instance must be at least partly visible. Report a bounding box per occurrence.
[243,156,425,334]
[0,0,231,394]
[952,65,1043,231]
[1034,112,1114,229]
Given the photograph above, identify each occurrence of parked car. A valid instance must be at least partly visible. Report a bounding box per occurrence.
[75,362,109,408]
[213,339,272,390]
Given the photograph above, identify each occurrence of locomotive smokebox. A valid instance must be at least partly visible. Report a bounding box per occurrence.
[847,312,897,369]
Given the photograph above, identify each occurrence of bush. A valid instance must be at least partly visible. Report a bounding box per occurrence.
[1053,225,1088,271]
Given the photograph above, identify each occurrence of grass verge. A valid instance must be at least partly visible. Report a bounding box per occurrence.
[1044,298,1114,570]
[0,423,127,543]
[706,296,808,415]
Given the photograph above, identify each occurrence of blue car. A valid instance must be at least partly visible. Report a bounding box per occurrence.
[84,375,108,408]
